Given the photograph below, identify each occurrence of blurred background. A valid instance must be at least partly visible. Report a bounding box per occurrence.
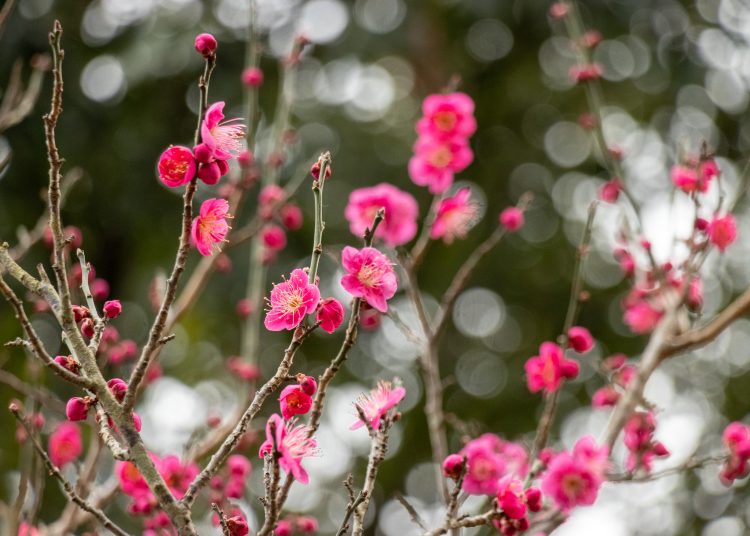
[2,0,750,534]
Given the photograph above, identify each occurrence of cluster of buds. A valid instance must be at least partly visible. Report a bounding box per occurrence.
[720,422,750,484]
[493,477,543,536]
[591,354,635,408]
[256,184,304,264]
[623,411,670,473]
[274,514,319,535]
[209,454,252,503]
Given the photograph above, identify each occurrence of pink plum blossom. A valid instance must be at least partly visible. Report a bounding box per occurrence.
[259,414,317,484]
[623,300,662,334]
[499,207,524,232]
[720,421,750,484]
[416,92,477,141]
[442,453,465,479]
[264,268,320,331]
[103,299,122,319]
[48,422,82,468]
[316,297,345,333]
[408,136,473,194]
[66,397,91,421]
[279,384,314,420]
[241,67,264,87]
[157,146,196,188]
[524,342,579,394]
[191,198,230,256]
[599,178,622,203]
[430,187,479,244]
[708,214,737,252]
[344,183,418,247]
[671,164,699,193]
[351,380,405,431]
[201,102,245,161]
[194,33,217,57]
[541,436,608,511]
[567,326,594,353]
[457,434,528,495]
[340,246,397,313]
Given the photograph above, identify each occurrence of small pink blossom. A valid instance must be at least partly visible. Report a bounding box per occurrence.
[48,422,82,468]
[671,164,699,193]
[708,214,737,252]
[279,384,313,420]
[624,411,669,473]
[591,385,619,408]
[264,269,320,331]
[17,523,39,536]
[541,436,608,511]
[275,520,293,536]
[103,300,122,319]
[261,224,287,252]
[351,380,405,431]
[442,453,465,479]
[191,198,230,256]
[259,185,286,218]
[567,326,594,353]
[344,183,418,247]
[416,92,477,141]
[228,454,252,478]
[241,67,264,87]
[228,356,260,381]
[409,136,473,194]
[194,33,217,57]
[499,207,524,232]
[157,146,196,188]
[458,434,528,495]
[599,178,622,203]
[107,378,128,402]
[316,297,345,333]
[280,204,303,230]
[430,187,479,244]
[54,355,80,374]
[569,63,603,83]
[296,516,318,533]
[340,246,398,313]
[623,300,662,334]
[524,342,579,394]
[496,476,528,520]
[201,102,245,161]
[259,414,318,484]
[720,421,750,484]
[226,514,249,536]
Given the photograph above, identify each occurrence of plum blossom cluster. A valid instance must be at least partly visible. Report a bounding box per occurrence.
[409,92,475,194]
[623,411,669,473]
[344,183,418,247]
[720,421,750,484]
[351,379,405,431]
[280,374,317,420]
[273,514,318,536]
[117,454,199,531]
[540,437,609,511]
[494,477,543,536]
[257,184,304,263]
[259,414,318,484]
[48,421,82,468]
[591,355,635,409]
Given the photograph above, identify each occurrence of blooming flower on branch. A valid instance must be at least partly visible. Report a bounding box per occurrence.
[191,198,230,256]
[457,433,529,495]
[264,268,320,331]
[416,92,477,141]
[48,422,82,468]
[408,136,473,194]
[344,183,418,247]
[340,246,397,313]
[720,421,750,484]
[430,187,479,244]
[499,207,524,232]
[259,414,318,484]
[541,436,608,511]
[350,379,405,431]
[316,297,345,333]
[201,102,245,161]
[708,214,737,252]
[524,342,579,394]
[157,146,196,188]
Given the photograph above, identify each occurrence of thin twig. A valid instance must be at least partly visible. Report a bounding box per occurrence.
[212,503,232,536]
[396,493,428,531]
[9,404,129,536]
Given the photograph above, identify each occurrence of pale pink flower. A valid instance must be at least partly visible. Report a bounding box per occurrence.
[591,385,619,408]
[158,146,196,188]
[264,268,320,331]
[280,204,303,230]
[708,214,737,252]
[159,455,199,499]
[416,92,477,140]
[296,516,318,533]
[430,187,479,244]
[340,246,398,313]
[279,384,313,420]
[671,164,698,193]
[409,136,473,194]
[569,63,603,83]
[316,297,345,333]
[201,102,245,161]
[48,422,82,468]
[227,454,252,478]
[261,224,287,252]
[623,300,662,334]
[524,342,579,394]
[499,207,524,232]
[567,326,594,353]
[351,380,405,431]
[344,183,418,247]
[541,436,608,511]
[17,523,39,536]
[259,414,317,484]
[191,198,230,256]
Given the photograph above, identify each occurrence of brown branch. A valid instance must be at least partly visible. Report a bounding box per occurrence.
[212,503,232,536]
[395,493,428,531]
[9,404,129,536]
[123,55,216,413]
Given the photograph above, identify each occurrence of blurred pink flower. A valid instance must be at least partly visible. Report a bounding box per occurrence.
[430,187,479,244]
[708,214,737,252]
[201,102,245,161]
[191,198,230,256]
[416,92,477,140]
[340,246,397,313]
[351,380,405,431]
[524,342,579,394]
[264,269,320,331]
[541,436,608,511]
[344,183,418,247]
[408,136,473,194]
[48,422,82,468]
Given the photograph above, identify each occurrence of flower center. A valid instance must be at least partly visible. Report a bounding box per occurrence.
[428,145,453,168]
[282,291,304,313]
[561,473,583,498]
[357,263,382,288]
[434,111,457,131]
